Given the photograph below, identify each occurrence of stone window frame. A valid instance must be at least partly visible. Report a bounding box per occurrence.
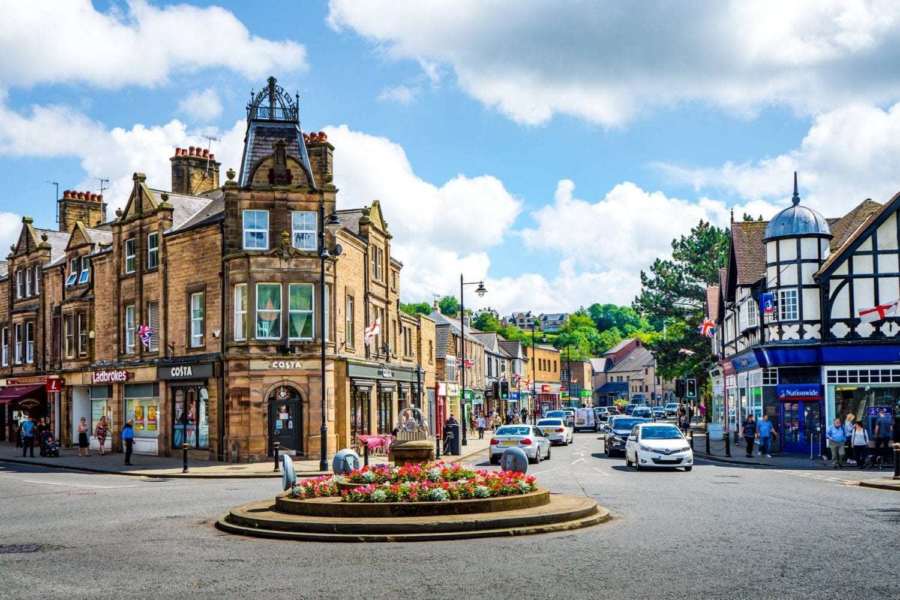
[345,293,355,351]
[78,256,90,285]
[242,209,269,251]
[124,238,136,274]
[291,210,317,251]
[24,321,34,364]
[13,323,21,364]
[77,311,89,358]
[188,286,206,350]
[255,282,282,340]
[233,283,248,342]
[0,326,7,367]
[33,265,40,295]
[64,313,75,359]
[287,282,314,342]
[147,232,160,270]
[146,300,160,353]
[65,257,79,287]
[124,303,136,354]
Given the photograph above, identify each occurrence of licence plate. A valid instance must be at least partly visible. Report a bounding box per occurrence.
[501,440,518,447]
[541,429,554,435]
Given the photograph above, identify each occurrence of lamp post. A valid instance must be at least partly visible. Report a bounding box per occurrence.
[459,274,486,448]
[530,321,537,423]
[318,201,343,472]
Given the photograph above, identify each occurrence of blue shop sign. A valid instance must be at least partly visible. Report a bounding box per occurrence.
[509,392,520,400]
[776,384,823,401]
[730,352,760,373]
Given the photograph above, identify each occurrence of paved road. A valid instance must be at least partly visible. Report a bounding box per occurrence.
[2,433,898,600]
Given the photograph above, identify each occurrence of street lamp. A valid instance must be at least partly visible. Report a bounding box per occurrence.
[319,203,342,472]
[530,321,537,423]
[459,275,486,447]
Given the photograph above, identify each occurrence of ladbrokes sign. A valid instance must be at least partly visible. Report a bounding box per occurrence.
[92,370,131,384]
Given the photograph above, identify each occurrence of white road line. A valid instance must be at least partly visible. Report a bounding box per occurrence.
[16,478,141,490]
[571,458,585,465]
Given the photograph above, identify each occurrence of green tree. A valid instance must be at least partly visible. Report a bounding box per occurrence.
[588,303,650,334]
[399,302,432,317]
[473,311,501,332]
[633,220,729,380]
[438,295,460,317]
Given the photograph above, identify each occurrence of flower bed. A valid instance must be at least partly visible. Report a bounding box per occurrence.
[290,462,537,503]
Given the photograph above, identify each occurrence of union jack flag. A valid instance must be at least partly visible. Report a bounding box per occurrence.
[698,318,716,338]
[138,324,153,348]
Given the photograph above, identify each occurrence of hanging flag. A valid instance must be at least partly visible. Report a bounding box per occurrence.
[698,318,716,338]
[363,317,381,346]
[760,292,775,315]
[858,299,899,323]
[138,324,153,349]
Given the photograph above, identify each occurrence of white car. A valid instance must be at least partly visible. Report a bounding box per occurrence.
[536,418,573,445]
[489,425,552,465]
[624,423,693,471]
[573,408,596,432]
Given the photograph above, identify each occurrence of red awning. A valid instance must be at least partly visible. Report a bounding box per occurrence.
[0,384,45,405]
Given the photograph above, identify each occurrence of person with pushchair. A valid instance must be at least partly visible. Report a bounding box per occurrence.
[40,429,60,457]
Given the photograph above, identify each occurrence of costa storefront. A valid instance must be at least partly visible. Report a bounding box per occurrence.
[158,360,217,455]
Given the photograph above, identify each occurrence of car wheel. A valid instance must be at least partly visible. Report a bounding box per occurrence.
[633,452,641,470]
[625,453,631,467]
[530,450,539,465]
[546,446,551,460]
[489,454,499,465]
[684,466,693,472]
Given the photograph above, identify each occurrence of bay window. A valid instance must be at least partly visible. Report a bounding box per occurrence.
[64,315,75,358]
[256,283,281,339]
[25,322,34,364]
[14,324,21,364]
[778,288,799,321]
[77,312,88,357]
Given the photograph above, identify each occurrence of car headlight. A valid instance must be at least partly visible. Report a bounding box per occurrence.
[639,444,653,452]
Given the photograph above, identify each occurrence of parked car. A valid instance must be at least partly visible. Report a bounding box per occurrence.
[573,407,596,432]
[624,404,636,415]
[489,425,552,464]
[544,410,568,423]
[593,406,610,423]
[536,418,573,445]
[632,406,653,419]
[562,408,576,426]
[624,423,693,471]
[604,416,651,457]
[665,403,679,418]
[631,394,647,405]
[652,407,666,419]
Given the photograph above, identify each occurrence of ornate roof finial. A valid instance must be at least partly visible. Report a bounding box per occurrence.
[792,171,800,206]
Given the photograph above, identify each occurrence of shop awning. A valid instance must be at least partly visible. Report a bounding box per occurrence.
[0,383,45,405]
[595,382,627,395]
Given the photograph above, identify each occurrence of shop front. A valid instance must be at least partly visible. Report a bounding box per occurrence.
[0,376,61,442]
[344,362,424,442]
[776,383,824,455]
[536,382,561,416]
[158,361,216,456]
[825,365,900,445]
[70,381,113,452]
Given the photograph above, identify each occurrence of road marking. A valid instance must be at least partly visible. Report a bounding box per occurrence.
[6,477,141,490]
[571,458,585,465]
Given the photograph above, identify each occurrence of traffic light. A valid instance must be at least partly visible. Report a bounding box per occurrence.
[675,379,686,398]
[500,380,509,398]
[686,379,697,398]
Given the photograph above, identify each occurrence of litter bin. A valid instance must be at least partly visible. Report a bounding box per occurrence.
[443,422,460,456]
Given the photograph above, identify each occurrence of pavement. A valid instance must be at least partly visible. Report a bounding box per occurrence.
[0,433,494,478]
[2,431,899,599]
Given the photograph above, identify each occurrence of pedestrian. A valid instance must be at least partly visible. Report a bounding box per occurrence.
[476,414,485,439]
[843,413,856,464]
[850,422,869,469]
[756,414,776,458]
[493,413,502,430]
[873,408,894,464]
[826,418,847,468]
[95,415,109,456]
[20,414,35,458]
[122,419,135,466]
[77,417,90,457]
[520,407,528,424]
[36,418,47,457]
[743,414,757,458]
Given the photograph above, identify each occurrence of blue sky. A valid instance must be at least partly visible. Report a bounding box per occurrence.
[5,1,900,313]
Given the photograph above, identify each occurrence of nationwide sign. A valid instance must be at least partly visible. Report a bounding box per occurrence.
[92,370,131,384]
[776,384,823,401]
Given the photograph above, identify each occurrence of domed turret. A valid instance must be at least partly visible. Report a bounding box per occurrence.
[764,172,831,241]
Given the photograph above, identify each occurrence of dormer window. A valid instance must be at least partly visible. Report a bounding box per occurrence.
[78,257,90,284]
[243,210,269,250]
[291,211,316,251]
[66,258,79,287]
[124,238,136,274]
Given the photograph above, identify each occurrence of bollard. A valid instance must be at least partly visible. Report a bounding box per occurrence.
[689,430,694,451]
[724,432,731,458]
[273,441,280,472]
[434,434,441,460]
[894,447,900,479]
[182,442,189,474]
[364,442,370,466]
[705,429,711,455]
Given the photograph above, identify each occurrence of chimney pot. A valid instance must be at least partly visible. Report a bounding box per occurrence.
[76,192,84,200]
[202,148,209,158]
[189,146,195,156]
[97,194,103,202]
[209,153,215,161]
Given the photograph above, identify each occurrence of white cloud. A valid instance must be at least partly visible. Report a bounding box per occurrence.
[328,0,900,126]
[178,88,223,122]
[377,85,418,105]
[0,0,306,89]
[658,102,900,216]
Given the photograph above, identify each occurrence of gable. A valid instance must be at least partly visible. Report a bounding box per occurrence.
[121,173,158,221]
[368,200,387,232]
[66,222,93,250]
[13,219,42,256]
[817,192,900,280]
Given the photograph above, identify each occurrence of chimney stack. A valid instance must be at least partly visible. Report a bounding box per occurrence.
[170,146,221,195]
[58,189,106,231]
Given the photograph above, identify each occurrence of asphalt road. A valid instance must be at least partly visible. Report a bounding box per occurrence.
[1,433,898,600]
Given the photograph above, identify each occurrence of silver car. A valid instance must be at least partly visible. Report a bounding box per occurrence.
[489,425,551,465]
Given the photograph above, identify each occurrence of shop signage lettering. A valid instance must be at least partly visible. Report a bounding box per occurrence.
[541,384,551,393]
[92,370,131,384]
[380,368,393,378]
[158,363,213,380]
[45,378,63,393]
[776,384,822,401]
[271,360,303,369]
[7,375,48,385]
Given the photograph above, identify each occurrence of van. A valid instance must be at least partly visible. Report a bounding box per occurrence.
[574,407,596,432]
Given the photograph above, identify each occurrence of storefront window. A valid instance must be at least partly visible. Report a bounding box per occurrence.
[90,385,111,432]
[377,390,393,434]
[125,383,159,438]
[350,387,368,442]
[833,385,900,436]
[172,386,209,449]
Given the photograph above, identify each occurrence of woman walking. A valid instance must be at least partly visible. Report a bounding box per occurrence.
[850,422,869,469]
[77,417,90,457]
[95,415,109,456]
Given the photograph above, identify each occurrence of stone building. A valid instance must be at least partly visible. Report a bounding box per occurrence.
[0,77,436,462]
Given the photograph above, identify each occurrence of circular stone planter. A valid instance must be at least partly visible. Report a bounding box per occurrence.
[276,488,550,518]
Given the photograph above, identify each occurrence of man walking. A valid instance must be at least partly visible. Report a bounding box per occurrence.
[874,408,894,464]
[742,414,756,458]
[476,414,485,439]
[757,414,776,458]
[826,418,847,468]
[20,415,35,458]
[122,419,135,466]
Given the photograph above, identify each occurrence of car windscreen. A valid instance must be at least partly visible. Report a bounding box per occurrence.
[545,411,566,418]
[537,419,563,426]
[496,427,531,436]
[610,418,645,431]
[640,426,683,440]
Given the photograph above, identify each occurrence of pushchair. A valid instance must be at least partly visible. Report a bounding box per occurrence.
[40,431,60,457]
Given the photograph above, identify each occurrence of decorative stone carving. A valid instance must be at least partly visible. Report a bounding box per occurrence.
[802,324,821,340]
[267,139,294,185]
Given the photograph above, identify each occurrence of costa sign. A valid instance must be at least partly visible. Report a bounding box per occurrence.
[92,370,131,384]
[271,360,303,369]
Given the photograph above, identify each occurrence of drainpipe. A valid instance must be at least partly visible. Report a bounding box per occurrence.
[218,220,227,462]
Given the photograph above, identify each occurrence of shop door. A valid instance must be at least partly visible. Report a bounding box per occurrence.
[268,388,302,455]
[780,401,822,454]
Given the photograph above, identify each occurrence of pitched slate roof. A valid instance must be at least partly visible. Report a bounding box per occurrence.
[604,338,636,356]
[731,221,768,285]
[498,340,523,358]
[168,195,225,234]
[35,228,70,264]
[607,346,655,373]
[589,357,609,373]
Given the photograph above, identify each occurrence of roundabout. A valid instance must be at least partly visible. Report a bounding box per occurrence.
[215,460,609,542]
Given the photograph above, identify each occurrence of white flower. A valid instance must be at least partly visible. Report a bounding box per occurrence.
[427,467,442,481]
[474,486,491,498]
[371,489,388,503]
[428,488,449,502]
